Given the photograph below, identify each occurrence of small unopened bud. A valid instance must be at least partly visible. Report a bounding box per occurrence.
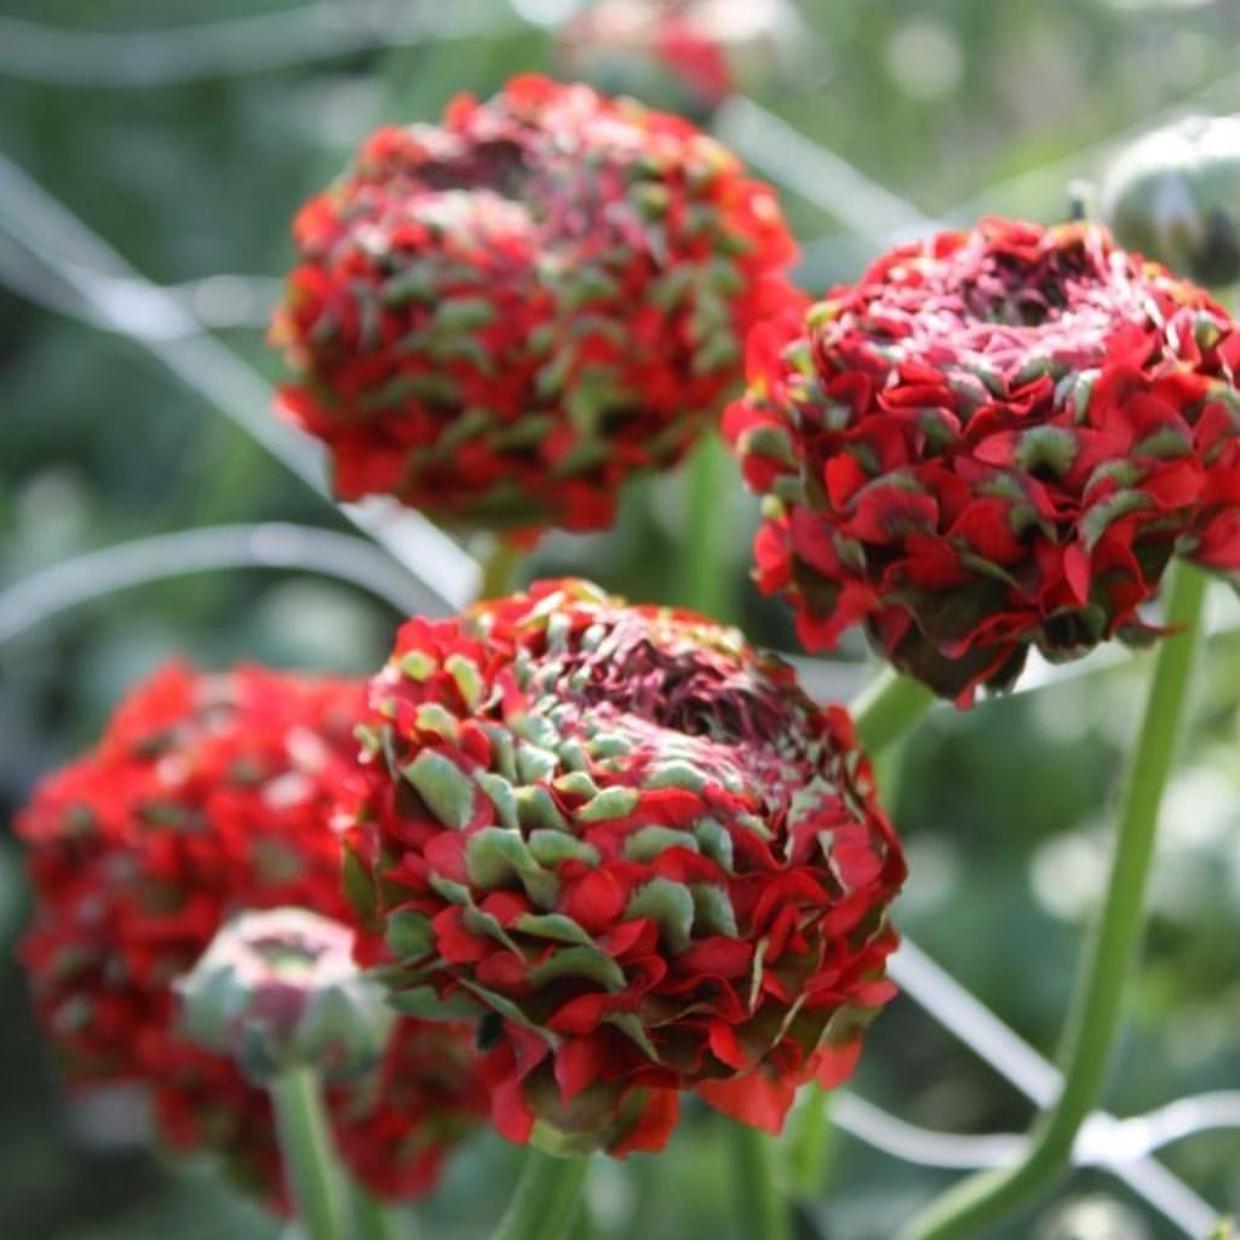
[176,907,394,1084]
[1102,114,1240,287]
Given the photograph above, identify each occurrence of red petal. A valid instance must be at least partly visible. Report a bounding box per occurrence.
[555,1036,603,1103]
[707,1020,749,1070]
[1063,543,1091,606]
[612,1088,679,1156]
[813,1038,862,1089]
[563,868,626,934]
[696,1072,796,1133]
[432,907,488,963]
[490,1079,534,1145]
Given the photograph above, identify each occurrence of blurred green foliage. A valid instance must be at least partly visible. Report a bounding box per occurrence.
[2,2,1239,1237]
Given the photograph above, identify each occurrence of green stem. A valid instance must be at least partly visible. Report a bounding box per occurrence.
[730,1124,792,1240]
[351,1181,415,1240]
[480,537,523,600]
[683,430,733,620]
[851,668,935,756]
[787,1085,835,1198]
[269,1066,348,1240]
[899,562,1208,1240]
[490,1151,589,1240]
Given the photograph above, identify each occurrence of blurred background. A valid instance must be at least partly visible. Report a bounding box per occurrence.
[2,1,1240,1237]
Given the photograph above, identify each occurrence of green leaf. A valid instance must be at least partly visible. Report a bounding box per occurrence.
[389,986,483,1021]
[404,750,476,829]
[444,653,484,711]
[414,702,460,743]
[341,844,376,921]
[399,650,437,681]
[457,978,559,1045]
[431,297,496,332]
[385,910,434,961]
[587,733,633,759]
[466,827,536,889]
[553,770,599,799]
[527,830,599,867]
[626,878,695,953]
[694,818,735,872]
[1081,489,1153,551]
[514,913,597,946]
[605,1013,662,1062]
[528,946,626,990]
[516,742,560,783]
[466,827,559,907]
[381,264,440,305]
[624,825,698,862]
[644,760,708,794]
[476,771,519,830]
[517,785,569,831]
[742,424,796,466]
[482,724,518,781]
[1016,425,1078,476]
[691,884,739,937]
[578,786,639,821]
[556,738,590,773]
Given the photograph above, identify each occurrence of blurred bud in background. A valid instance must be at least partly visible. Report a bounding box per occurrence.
[1038,1193,1152,1240]
[883,18,965,104]
[177,908,394,1086]
[555,0,815,122]
[1101,114,1240,287]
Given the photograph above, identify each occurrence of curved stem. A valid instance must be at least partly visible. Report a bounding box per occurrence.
[852,668,935,756]
[479,537,523,600]
[730,1124,793,1240]
[683,431,734,620]
[899,563,1208,1240]
[269,1065,348,1240]
[489,1150,589,1240]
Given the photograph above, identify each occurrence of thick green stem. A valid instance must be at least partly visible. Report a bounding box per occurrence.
[351,1181,415,1240]
[852,668,935,756]
[683,430,733,620]
[899,563,1208,1240]
[479,537,523,600]
[269,1066,348,1240]
[730,1124,793,1240]
[489,1151,589,1240]
[787,1085,835,1198]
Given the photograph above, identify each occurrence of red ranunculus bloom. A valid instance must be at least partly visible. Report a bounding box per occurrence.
[725,218,1240,703]
[346,579,904,1156]
[17,663,485,1207]
[271,74,798,538]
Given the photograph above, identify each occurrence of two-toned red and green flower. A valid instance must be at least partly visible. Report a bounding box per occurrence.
[345,578,905,1156]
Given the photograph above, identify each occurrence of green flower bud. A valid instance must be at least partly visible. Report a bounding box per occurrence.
[176,908,394,1085]
[1102,114,1240,287]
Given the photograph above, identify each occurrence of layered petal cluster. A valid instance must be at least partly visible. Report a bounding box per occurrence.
[272,73,797,537]
[347,579,904,1156]
[726,218,1240,702]
[17,664,484,1207]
